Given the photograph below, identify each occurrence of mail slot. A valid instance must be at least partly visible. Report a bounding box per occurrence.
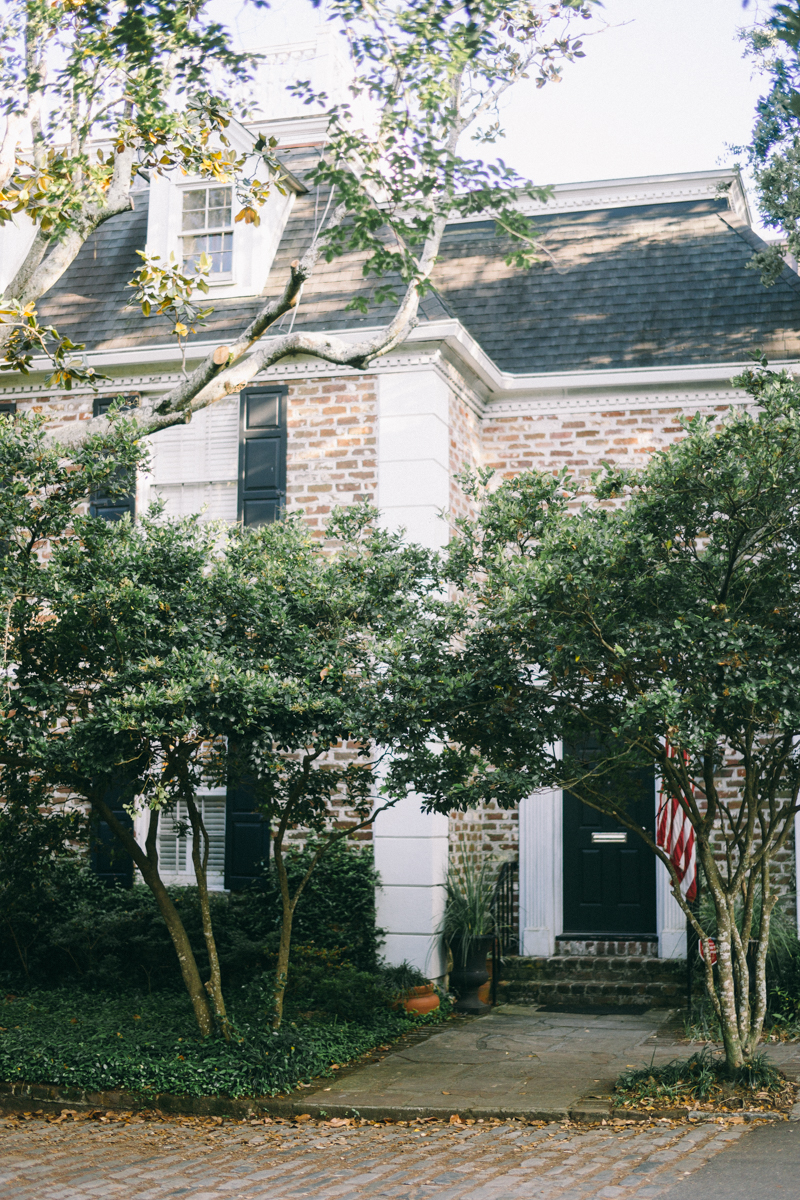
[591,831,628,844]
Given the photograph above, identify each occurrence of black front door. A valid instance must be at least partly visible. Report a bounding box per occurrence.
[562,756,656,938]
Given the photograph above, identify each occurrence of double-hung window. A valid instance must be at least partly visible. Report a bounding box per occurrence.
[180,186,234,277]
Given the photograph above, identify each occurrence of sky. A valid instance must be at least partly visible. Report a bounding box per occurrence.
[214,0,773,211]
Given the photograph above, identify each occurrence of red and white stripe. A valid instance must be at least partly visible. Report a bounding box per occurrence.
[656,741,697,903]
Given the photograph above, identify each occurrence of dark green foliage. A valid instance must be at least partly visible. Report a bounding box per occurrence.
[0,780,87,982]
[738,2,800,281]
[378,961,430,996]
[615,1047,785,1106]
[0,988,447,1099]
[265,839,383,971]
[432,366,800,1069]
[0,841,383,993]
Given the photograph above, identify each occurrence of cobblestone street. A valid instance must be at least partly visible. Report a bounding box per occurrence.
[0,1113,759,1200]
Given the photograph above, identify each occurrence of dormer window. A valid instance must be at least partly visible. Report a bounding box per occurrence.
[181,186,233,276]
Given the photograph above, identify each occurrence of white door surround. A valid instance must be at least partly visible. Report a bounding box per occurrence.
[519,780,687,960]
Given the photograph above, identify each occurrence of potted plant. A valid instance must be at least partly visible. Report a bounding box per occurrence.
[442,859,497,1013]
[383,961,440,1014]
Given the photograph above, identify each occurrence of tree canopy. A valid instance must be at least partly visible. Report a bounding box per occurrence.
[424,365,800,1069]
[739,0,800,282]
[0,0,597,445]
[0,410,456,1031]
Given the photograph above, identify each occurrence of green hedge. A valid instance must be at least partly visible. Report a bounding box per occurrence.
[0,839,383,993]
[0,988,447,1099]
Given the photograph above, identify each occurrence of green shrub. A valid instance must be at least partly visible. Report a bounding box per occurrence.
[614,1046,786,1108]
[0,840,384,994]
[0,987,448,1099]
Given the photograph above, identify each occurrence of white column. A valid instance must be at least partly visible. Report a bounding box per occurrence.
[376,369,450,549]
[373,796,449,978]
[518,788,563,957]
[373,369,451,980]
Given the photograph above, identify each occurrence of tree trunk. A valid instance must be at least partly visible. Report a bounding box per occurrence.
[273,886,296,1032]
[97,797,214,1037]
[272,819,296,1031]
[185,793,231,1040]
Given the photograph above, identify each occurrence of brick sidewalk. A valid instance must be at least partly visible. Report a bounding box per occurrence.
[0,1112,756,1200]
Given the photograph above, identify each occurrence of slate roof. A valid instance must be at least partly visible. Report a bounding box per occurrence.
[34,148,800,376]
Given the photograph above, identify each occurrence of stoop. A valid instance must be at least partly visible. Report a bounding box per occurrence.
[499,939,685,1009]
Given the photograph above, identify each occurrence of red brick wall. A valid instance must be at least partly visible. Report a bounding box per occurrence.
[481,401,733,482]
[285,375,377,531]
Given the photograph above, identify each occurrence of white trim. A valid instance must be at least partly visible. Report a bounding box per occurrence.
[519,742,563,957]
[518,786,563,957]
[447,169,751,226]
[4,316,793,422]
[654,768,687,959]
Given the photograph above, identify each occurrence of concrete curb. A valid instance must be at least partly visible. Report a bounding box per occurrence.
[2,1081,790,1126]
[0,1081,575,1124]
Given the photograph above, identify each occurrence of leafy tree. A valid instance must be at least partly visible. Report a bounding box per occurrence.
[0,777,86,982]
[218,507,452,1027]
[425,364,800,1072]
[0,0,596,444]
[738,0,800,282]
[0,414,452,1034]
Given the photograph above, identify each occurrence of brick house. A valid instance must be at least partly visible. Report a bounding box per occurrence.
[4,100,800,986]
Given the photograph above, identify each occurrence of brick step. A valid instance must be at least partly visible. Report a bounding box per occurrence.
[499,955,686,1009]
[503,955,685,982]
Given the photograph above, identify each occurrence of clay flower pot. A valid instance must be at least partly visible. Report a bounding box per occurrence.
[395,984,440,1015]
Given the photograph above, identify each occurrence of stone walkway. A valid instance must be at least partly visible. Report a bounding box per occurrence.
[0,1110,758,1200]
[296,1005,800,1121]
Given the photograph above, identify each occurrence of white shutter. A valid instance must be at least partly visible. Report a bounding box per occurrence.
[156,794,226,886]
[200,795,226,879]
[146,398,239,522]
[157,817,178,872]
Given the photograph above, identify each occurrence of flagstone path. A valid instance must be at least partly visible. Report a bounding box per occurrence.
[293,1005,800,1122]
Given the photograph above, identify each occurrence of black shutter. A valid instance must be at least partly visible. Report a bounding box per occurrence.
[91,781,134,888]
[238,386,287,527]
[225,776,270,890]
[89,395,138,522]
[0,402,17,416]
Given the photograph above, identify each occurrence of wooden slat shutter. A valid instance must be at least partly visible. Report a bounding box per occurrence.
[156,795,227,885]
[225,776,269,890]
[237,386,287,527]
[148,396,238,522]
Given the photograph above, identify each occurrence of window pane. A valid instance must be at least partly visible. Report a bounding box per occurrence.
[181,230,233,275]
[182,190,207,231]
[207,187,232,227]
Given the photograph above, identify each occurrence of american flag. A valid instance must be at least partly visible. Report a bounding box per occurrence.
[656,741,697,903]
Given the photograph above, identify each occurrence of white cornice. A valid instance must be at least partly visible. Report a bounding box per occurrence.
[4,314,794,421]
[448,168,751,227]
[243,112,330,148]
